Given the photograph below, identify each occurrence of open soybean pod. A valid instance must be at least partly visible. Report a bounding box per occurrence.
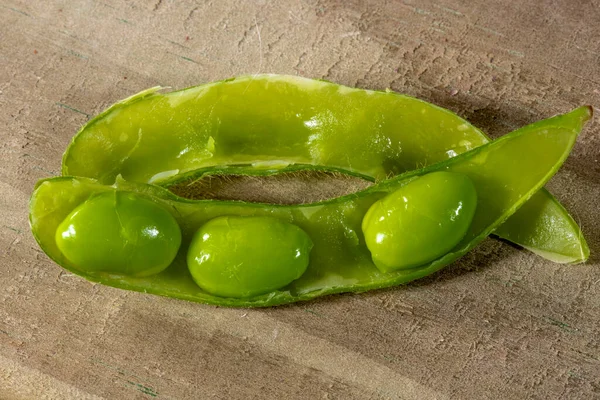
[61,75,589,263]
[30,106,591,307]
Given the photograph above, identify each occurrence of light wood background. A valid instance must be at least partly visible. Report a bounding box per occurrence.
[1,1,599,399]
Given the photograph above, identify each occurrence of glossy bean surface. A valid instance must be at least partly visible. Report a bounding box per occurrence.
[363,172,477,272]
[187,216,313,298]
[55,191,181,277]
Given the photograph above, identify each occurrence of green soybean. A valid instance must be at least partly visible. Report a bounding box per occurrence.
[61,75,589,263]
[187,216,313,298]
[55,191,181,277]
[362,171,477,273]
[29,106,590,307]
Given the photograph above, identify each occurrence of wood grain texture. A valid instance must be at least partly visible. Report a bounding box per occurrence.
[1,0,599,398]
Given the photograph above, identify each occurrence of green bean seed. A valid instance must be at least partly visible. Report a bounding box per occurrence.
[362,171,477,273]
[55,191,182,277]
[187,216,313,298]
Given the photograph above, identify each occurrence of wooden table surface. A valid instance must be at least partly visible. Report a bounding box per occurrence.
[1,1,599,399]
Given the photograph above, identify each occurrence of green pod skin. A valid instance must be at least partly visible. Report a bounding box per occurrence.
[55,191,182,277]
[187,216,313,298]
[30,107,590,307]
[61,75,589,264]
[362,171,477,273]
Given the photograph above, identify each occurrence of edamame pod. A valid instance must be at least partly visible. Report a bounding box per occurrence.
[30,106,590,307]
[61,75,589,263]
